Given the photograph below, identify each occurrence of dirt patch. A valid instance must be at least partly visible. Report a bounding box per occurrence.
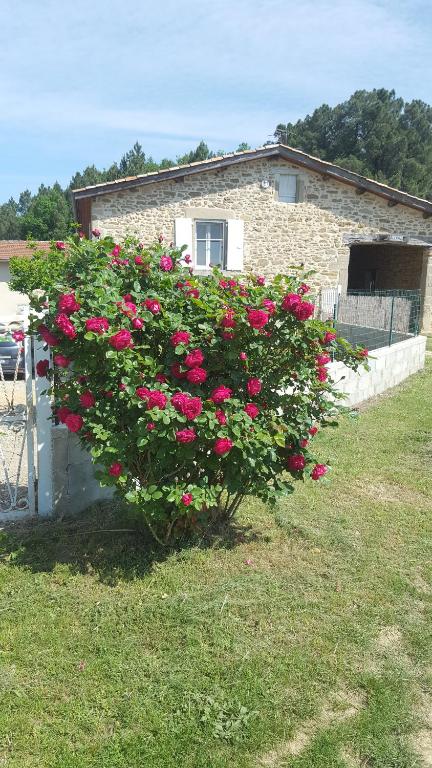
[258,689,365,766]
[376,626,404,652]
[352,480,430,508]
[413,729,432,766]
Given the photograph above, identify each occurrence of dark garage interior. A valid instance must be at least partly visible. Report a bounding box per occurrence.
[348,242,424,292]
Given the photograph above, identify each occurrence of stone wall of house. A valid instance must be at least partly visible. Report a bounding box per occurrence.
[90,157,432,329]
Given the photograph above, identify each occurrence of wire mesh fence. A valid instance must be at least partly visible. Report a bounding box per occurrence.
[319,288,421,351]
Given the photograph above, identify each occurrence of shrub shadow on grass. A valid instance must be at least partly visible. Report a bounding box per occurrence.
[0,503,263,584]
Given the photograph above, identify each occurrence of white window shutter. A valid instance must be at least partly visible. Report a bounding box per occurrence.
[174,217,193,258]
[226,219,244,271]
[278,174,297,203]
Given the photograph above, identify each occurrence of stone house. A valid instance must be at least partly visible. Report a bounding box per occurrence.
[71,144,432,331]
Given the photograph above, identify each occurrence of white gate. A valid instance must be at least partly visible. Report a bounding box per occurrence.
[0,318,53,523]
[0,329,36,521]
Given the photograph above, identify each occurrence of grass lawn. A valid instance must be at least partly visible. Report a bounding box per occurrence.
[1,363,432,767]
[426,335,432,352]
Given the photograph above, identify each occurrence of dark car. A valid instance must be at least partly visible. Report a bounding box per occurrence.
[0,334,24,377]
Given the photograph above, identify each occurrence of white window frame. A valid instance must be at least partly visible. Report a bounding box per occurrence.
[195,219,227,270]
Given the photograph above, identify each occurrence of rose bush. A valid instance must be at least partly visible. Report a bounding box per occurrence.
[20,233,367,543]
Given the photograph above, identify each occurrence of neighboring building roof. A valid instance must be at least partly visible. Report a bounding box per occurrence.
[72,143,432,217]
[0,240,51,262]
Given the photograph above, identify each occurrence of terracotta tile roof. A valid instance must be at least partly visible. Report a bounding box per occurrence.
[72,143,432,215]
[0,240,51,262]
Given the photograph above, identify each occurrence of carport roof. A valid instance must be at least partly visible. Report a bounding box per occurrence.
[72,143,432,216]
[0,240,50,262]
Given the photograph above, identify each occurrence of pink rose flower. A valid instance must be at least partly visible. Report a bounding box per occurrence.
[311,463,328,481]
[316,353,330,366]
[159,255,173,271]
[359,348,368,357]
[281,293,301,312]
[215,409,227,425]
[109,461,123,477]
[244,403,259,419]
[91,228,101,238]
[144,298,162,314]
[170,331,191,347]
[309,426,318,437]
[317,366,328,382]
[111,245,121,257]
[36,359,50,377]
[79,391,95,409]
[287,454,306,472]
[184,254,192,264]
[39,324,60,347]
[239,352,247,361]
[134,255,144,265]
[146,422,156,431]
[293,301,315,321]
[186,367,207,384]
[184,348,204,368]
[119,383,126,391]
[186,287,199,299]
[256,276,265,286]
[222,331,235,340]
[210,385,232,404]
[56,241,66,250]
[53,354,71,368]
[58,293,80,314]
[109,329,133,350]
[262,299,276,315]
[55,313,77,340]
[155,373,168,383]
[176,428,197,443]
[132,317,144,329]
[136,387,151,400]
[213,437,233,456]
[299,283,310,295]
[12,329,25,342]
[246,378,262,396]
[181,492,193,505]
[64,413,83,433]
[247,309,269,329]
[147,390,168,410]
[299,438,309,448]
[323,331,337,344]
[85,317,109,334]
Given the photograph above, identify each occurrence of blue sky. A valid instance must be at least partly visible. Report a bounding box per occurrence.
[1,0,431,202]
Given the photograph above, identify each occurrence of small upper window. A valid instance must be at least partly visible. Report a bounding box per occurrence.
[195,220,226,269]
[278,174,298,203]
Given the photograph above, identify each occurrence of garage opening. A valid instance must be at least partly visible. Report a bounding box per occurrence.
[335,241,425,350]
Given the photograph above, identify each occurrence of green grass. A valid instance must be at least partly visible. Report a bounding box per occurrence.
[1,364,432,767]
[426,335,432,352]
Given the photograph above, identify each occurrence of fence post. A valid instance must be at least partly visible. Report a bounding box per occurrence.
[388,295,395,347]
[33,338,54,516]
[23,315,36,516]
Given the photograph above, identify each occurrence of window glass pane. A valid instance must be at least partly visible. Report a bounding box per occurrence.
[209,222,223,239]
[196,222,207,239]
[210,240,223,266]
[279,174,297,202]
[196,240,207,266]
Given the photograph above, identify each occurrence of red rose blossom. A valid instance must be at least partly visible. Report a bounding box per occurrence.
[215,409,227,425]
[281,293,301,312]
[134,255,144,265]
[56,241,66,250]
[287,454,306,472]
[64,413,83,433]
[36,359,50,377]
[256,276,265,286]
[109,461,123,477]
[186,367,207,384]
[91,228,101,238]
[244,403,259,419]
[53,354,71,368]
[155,373,168,383]
[109,329,133,350]
[12,330,25,342]
[111,245,121,257]
[220,311,236,329]
[176,428,197,443]
[56,405,71,423]
[293,301,315,321]
[144,298,161,314]
[323,331,337,344]
[170,331,191,347]
[147,390,168,410]
[38,324,60,347]
[79,391,95,409]
[184,348,204,368]
[247,309,269,329]
[132,317,144,329]
[55,313,77,340]
[317,366,328,382]
[181,492,193,506]
[316,353,330,366]
[311,463,328,481]
[359,348,368,357]
[299,438,309,449]
[85,317,109,334]
[58,293,80,314]
[261,298,276,315]
[136,387,151,400]
[146,422,156,431]
[213,437,233,456]
[210,385,232,404]
[171,362,186,379]
[309,426,318,437]
[239,352,247,361]
[246,378,262,396]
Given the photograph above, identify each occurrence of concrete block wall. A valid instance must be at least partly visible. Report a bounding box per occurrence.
[50,335,426,514]
[329,334,426,407]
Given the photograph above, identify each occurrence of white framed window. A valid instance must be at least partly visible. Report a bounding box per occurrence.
[277,173,298,203]
[195,220,226,269]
